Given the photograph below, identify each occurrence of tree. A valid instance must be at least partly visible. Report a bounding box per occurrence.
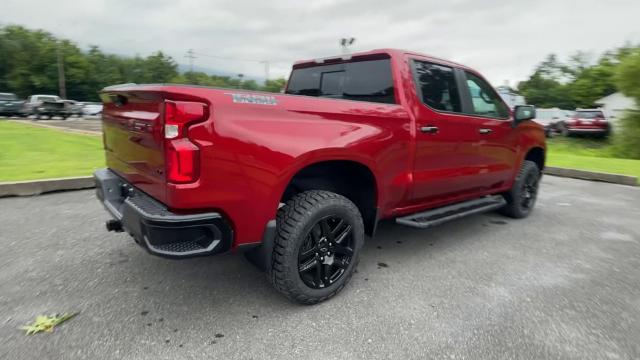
[263,78,286,93]
[518,46,639,109]
[613,49,640,159]
[141,51,177,83]
[0,25,286,101]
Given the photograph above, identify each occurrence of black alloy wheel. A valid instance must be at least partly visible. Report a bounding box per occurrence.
[298,216,354,289]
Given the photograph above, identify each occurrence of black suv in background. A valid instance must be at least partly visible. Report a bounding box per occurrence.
[0,93,24,117]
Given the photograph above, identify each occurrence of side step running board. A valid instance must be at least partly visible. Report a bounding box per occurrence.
[395,195,506,229]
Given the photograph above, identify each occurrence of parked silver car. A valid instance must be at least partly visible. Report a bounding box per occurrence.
[533,108,574,137]
[81,102,103,116]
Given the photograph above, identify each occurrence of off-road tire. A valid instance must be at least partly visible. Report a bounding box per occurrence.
[500,160,541,219]
[268,190,364,305]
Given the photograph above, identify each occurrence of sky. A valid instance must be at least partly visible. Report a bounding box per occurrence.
[3,0,640,86]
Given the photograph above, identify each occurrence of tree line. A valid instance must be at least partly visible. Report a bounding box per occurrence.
[517,45,639,109]
[0,25,286,101]
[517,45,640,159]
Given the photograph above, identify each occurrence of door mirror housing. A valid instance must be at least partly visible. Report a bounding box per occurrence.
[513,105,536,126]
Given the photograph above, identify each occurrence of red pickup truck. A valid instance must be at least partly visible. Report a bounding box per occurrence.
[94,49,544,304]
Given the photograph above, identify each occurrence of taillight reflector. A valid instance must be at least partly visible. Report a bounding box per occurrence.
[162,101,207,183]
[166,138,200,183]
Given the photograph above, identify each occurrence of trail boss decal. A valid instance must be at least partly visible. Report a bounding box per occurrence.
[227,93,277,105]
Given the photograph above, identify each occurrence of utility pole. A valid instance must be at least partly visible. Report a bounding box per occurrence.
[185,49,196,73]
[237,73,244,89]
[260,60,270,85]
[57,42,66,99]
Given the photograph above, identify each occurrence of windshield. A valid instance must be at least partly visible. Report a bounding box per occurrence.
[37,96,58,102]
[0,93,17,101]
[576,111,604,119]
[535,110,555,120]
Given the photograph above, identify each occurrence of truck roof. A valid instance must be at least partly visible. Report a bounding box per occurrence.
[293,48,472,72]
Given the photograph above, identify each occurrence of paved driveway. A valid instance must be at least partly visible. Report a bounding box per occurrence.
[0,176,639,359]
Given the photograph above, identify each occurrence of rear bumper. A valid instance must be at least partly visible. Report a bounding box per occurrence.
[567,127,609,134]
[94,168,233,259]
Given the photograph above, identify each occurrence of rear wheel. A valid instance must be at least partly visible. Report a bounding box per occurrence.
[500,160,541,219]
[268,190,364,304]
[556,122,569,136]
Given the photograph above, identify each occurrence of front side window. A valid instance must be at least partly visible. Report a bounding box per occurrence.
[412,60,462,113]
[464,72,509,119]
[286,58,396,104]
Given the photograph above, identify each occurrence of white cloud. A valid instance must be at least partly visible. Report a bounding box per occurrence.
[3,0,639,85]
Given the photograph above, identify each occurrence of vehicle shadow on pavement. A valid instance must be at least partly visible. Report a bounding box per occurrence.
[111,210,508,311]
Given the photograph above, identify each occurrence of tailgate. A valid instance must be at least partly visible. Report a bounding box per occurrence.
[101,91,166,203]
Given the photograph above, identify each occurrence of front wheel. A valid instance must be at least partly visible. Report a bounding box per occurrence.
[268,190,364,304]
[500,160,541,219]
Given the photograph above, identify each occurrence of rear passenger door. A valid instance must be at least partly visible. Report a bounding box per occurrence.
[458,71,516,190]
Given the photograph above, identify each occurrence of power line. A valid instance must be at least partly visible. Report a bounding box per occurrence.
[185,49,196,72]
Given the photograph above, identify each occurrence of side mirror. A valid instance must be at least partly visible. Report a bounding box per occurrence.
[513,105,536,126]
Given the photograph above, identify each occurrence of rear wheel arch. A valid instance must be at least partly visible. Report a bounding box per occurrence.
[280,160,379,237]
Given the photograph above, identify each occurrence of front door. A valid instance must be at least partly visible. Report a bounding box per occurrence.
[409,59,486,204]
[458,71,517,190]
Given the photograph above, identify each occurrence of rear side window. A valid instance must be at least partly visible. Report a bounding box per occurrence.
[464,72,509,119]
[411,60,462,113]
[286,59,396,104]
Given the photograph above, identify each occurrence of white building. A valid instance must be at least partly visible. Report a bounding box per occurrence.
[594,92,637,124]
[496,87,526,109]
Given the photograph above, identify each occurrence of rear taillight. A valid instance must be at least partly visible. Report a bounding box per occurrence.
[162,100,207,184]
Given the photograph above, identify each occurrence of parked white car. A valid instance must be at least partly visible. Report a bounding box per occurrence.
[533,108,574,137]
[82,102,103,116]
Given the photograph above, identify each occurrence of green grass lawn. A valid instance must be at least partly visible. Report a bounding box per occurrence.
[0,119,638,183]
[546,137,640,179]
[0,120,105,182]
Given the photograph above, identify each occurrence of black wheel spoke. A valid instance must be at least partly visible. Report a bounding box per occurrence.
[333,258,349,269]
[299,246,316,260]
[333,243,354,256]
[334,224,352,244]
[299,258,318,273]
[330,219,345,237]
[323,264,332,285]
[314,261,322,285]
[310,223,322,242]
[320,219,332,241]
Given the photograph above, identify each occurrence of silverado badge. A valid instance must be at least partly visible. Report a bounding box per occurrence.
[227,93,277,105]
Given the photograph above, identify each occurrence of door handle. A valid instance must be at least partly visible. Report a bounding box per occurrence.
[479,128,493,134]
[420,126,439,134]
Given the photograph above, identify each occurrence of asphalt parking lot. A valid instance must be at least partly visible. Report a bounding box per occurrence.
[0,176,639,360]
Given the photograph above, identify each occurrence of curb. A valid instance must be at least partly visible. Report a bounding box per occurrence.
[0,176,95,198]
[544,167,638,186]
[0,167,636,198]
